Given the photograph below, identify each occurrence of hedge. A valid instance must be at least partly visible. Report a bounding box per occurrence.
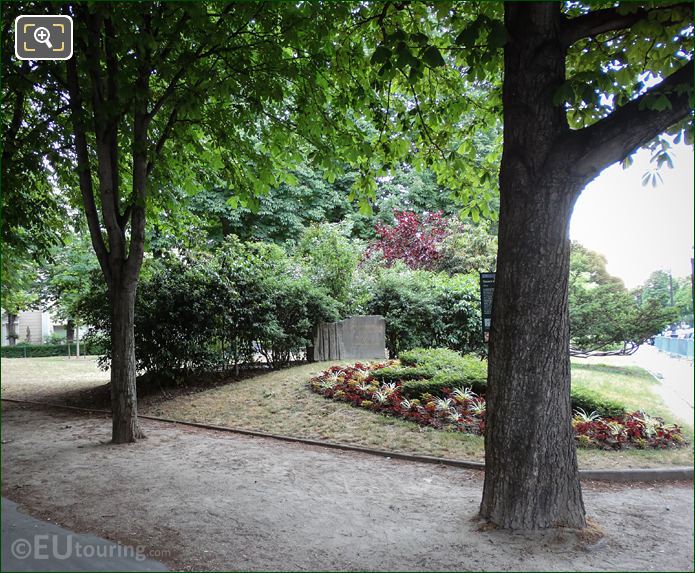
[400,373,488,399]
[1,342,106,358]
[378,347,627,417]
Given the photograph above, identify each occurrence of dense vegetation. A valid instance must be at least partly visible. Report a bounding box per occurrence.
[310,356,686,450]
[79,220,489,377]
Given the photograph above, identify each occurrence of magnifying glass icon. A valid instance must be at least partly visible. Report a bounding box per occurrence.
[33,26,53,49]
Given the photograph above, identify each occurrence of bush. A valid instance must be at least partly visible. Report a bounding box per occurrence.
[400,374,487,399]
[1,342,105,358]
[399,347,487,378]
[569,387,626,418]
[380,347,628,416]
[79,236,340,376]
[362,265,483,357]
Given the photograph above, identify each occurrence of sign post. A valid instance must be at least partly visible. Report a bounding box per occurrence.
[479,272,496,343]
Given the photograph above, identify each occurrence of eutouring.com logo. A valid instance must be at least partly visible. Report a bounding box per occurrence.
[10,534,168,562]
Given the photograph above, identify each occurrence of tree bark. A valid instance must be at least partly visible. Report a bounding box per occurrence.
[109,282,142,443]
[7,314,17,346]
[479,3,586,529]
[479,1,692,529]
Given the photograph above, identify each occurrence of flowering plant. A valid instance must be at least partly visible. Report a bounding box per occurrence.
[309,362,687,450]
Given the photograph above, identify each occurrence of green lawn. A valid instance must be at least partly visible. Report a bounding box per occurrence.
[145,360,692,469]
[570,362,692,429]
[2,356,691,469]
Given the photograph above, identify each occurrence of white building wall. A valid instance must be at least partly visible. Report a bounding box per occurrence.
[1,309,91,346]
[16,311,43,344]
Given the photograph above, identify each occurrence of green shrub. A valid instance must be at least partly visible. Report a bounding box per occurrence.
[79,236,340,375]
[1,342,105,358]
[362,265,483,358]
[381,347,628,416]
[372,365,436,382]
[399,347,487,378]
[569,387,626,417]
[401,374,487,399]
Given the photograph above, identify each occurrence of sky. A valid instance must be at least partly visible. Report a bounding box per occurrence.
[570,141,694,289]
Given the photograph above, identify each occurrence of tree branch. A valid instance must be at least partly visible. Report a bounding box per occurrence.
[83,10,124,259]
[562,3,693,46]
[566,60,694,183]
[126,14,152,284]
[65,55,111,284]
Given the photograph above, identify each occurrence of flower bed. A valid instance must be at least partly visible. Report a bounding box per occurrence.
[309,362,686,450]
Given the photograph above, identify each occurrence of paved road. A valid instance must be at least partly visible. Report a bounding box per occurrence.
[1,498,167,572]
[632,345,694,426]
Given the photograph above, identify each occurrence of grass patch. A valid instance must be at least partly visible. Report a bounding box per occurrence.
[2,355,691,469]
[148,360,692,469]
[570,363,690,428]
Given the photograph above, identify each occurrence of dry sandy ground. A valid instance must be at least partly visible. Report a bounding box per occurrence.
[3,357,691,469]
[2,402,693,572]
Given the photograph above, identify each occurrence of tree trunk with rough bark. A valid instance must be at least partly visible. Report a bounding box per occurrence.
[480,1,693,530]
[65,7,150,444]
[479,4,586,530]
[109,283,141,443]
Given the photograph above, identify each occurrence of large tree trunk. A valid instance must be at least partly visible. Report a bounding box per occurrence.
[479,3,586,529]
[109,283,142,443]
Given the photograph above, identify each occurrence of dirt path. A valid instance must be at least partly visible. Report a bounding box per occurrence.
[2,357,692,468]
[2,403,692,572]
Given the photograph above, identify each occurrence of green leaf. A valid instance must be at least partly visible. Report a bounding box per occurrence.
[653,94,672,111]
[410,32,429,46]
[454,24,479,47]
[487,21,507,49]
[370,46,391,65]
[421,46,445,68]
[553,82,574,106]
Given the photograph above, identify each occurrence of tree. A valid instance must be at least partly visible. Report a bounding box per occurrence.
[367,210,449,270]
[295,223,361,309]
[640,270,674,307]
[40,234,100,355]
[339,2,691,529]
[435,219,498,275]
[1,257,38,346]
[569,242,676,354]
[7,2,358,443]
[478,4,693,529]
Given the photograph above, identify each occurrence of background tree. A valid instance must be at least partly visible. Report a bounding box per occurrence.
[568,242,677,354]
[366,211,449,270]
[40,234,100,354]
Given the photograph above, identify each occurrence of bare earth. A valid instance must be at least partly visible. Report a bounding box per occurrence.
[3,357,692,469]
[2,403,693,572]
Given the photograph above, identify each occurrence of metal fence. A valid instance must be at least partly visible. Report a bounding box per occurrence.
[653,336,694,359]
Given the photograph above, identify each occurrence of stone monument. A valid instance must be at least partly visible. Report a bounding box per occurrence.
[312,315,386,361]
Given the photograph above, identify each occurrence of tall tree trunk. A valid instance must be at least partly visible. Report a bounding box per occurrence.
[479,3,586,529]
[7,314,17,346]
[109,283,142,443]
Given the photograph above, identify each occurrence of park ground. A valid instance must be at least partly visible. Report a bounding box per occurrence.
[2,403,693,572]
[1,351,693,469]
[1,352,693,570]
